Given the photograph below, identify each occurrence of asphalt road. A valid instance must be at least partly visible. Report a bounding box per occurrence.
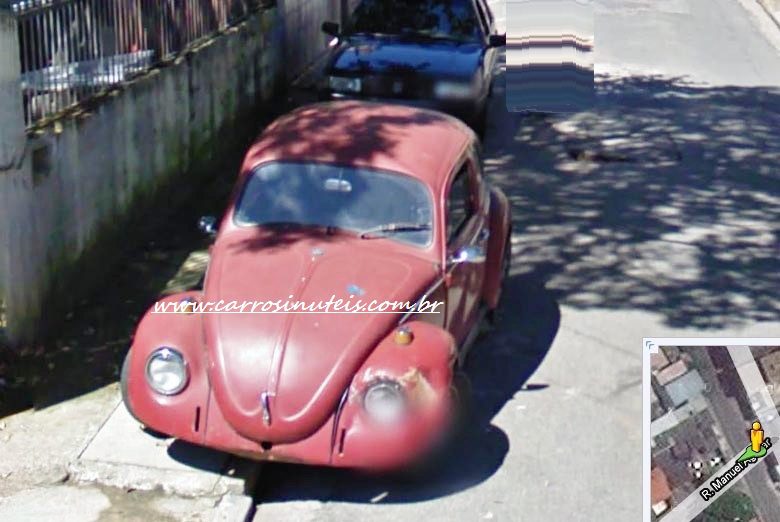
[252,1,780,520]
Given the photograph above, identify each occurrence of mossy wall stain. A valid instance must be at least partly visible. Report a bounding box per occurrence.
[4,9,285,346]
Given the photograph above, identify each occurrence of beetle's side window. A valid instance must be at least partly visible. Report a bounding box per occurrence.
[447,165,474,243]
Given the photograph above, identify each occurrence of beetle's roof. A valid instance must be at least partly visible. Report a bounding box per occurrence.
[241,101,473,191]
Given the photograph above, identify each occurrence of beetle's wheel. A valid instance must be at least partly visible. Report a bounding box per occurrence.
[120,351,139,423]
[121,350,169,438]
[393,371,473,483]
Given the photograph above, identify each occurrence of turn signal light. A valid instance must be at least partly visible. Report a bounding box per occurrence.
[394,327,413,345]
[179,297,197,314]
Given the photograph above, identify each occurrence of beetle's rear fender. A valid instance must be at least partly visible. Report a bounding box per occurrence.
[483,186,511,309]
[124,291,209,445]
[332,320,457,469]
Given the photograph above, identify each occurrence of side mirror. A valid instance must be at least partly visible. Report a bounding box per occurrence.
[198,216,218,237]
[449,245,486,265]
[489,34,506,47]
[322,21,340,37]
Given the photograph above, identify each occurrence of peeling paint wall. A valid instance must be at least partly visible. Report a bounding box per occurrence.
[0,8,285,346]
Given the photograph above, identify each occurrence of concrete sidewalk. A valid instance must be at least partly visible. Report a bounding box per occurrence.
[0,384,259,521]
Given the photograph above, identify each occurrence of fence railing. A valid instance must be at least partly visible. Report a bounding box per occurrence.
[12,0,266,127]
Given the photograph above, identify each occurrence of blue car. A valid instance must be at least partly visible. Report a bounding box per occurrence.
[319,0,506,135]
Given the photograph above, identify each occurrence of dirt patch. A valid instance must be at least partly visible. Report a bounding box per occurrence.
[97,486,180,522]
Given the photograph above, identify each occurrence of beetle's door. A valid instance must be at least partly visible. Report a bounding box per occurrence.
[444,159,489,346]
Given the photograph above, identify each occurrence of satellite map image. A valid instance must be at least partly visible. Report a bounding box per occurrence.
[648,345,780,522]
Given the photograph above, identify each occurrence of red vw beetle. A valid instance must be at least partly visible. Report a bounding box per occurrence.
[122,101,511,470]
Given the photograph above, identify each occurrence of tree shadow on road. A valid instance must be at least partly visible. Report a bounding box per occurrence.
[254,269,560,504]
[485,71,780,330]
[253,65,780,508]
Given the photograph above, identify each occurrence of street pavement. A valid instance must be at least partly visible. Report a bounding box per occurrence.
[661,348,780,522]
[2,0,778,520]
[251,0,780,521]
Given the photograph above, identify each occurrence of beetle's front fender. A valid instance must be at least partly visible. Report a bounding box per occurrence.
[331,320,457,469]
[124,291,209,445]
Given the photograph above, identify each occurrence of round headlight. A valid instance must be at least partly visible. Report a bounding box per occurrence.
[363,380,406,424]
[145,347,188,395]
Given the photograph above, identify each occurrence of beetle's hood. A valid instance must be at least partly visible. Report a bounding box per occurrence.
[203,229,438,443]
[329,35,481,79]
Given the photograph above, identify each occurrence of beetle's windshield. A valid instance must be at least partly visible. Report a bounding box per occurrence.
[234,162,433,247]
[347,0,481,42]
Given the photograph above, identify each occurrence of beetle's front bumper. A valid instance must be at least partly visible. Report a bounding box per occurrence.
[198,373,452,470]
[126,359,454,470]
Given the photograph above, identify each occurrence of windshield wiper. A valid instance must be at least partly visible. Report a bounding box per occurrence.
[359,222,431,239]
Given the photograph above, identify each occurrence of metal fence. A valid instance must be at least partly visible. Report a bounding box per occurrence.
[12,0,266,127]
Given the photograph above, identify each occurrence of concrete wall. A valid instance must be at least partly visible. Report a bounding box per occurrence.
[0,0,367,346]
[0,7,286,345]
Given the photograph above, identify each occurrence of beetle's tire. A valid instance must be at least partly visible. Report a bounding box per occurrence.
[121,350,169,437]
[120,350,139,423]
[451,371,473,431]
[487,235,512,327]
[392,372,473,483]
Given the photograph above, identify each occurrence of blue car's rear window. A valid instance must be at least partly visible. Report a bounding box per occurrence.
[348,0,482,42]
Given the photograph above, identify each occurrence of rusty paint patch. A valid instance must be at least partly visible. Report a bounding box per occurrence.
[398,367,437,407]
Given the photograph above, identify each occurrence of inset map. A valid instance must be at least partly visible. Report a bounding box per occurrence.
[646,344,780,522]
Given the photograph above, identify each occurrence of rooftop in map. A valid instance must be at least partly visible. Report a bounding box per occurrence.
[655,359,689,386]
[651,350,671,371]
[651,467,673,514]
[665,369,706,408]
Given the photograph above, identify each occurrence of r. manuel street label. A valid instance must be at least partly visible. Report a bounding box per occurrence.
[699,422,773,501]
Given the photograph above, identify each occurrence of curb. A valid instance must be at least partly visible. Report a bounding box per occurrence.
[68,454,260,521]
[212,493,256,522]
[66,398,262,521]
[67,459,244,498]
